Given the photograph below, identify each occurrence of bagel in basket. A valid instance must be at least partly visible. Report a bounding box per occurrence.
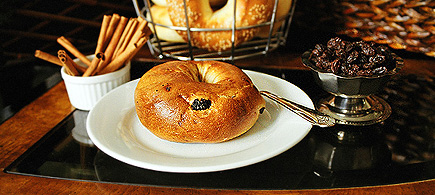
[146,5,185,43]
[166,0,275,51]
[146,0,229,43]
[134,60,266,143]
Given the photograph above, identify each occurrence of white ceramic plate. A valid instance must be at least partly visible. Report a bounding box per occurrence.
[87,70,314,173]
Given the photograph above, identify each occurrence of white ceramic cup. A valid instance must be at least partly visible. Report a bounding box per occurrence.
[61,56,131,111]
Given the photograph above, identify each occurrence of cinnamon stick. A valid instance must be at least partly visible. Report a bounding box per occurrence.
[82,52,104,77]
[115,19,138,57]
[52,14,151,76]
[69,56,87,74]
[94,16,129,74]
[57,36,92,67]
[58,50,87,74]
[82,14,112,77]
[34,50,62,66]
[100,34,148,74]
[95,15,112,54]
[126,33,150,62]
[113,18,137,58]
[58,50,80,76]
[100,17,151,74]
[128,19,149,49]
[102,14,120,50]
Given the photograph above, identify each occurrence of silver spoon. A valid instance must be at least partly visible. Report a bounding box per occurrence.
[260,91,336,127]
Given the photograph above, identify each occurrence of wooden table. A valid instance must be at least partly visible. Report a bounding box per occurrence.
[1,48,434,194]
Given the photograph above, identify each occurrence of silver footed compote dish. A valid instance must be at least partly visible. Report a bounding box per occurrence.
[301,49,404,126]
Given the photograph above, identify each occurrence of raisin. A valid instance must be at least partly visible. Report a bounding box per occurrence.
[327,37,344,51]
[373,67,387,75]
[377,45,389,53]
[363,62,376,69]
[313,44,328,57]
[361,43,376,56]
[359,55,368,64]
[331,59,341,74]
[311,49,321,58]
[346,50,359,64]
[315,43,326,52]
[345,42,356,53]
[309,37,397,76]
[370,54,386,64]
[356,69,372,76]
[191,98,212,110]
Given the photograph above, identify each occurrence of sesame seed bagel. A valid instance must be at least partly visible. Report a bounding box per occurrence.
[166,0,275,51]
[134,61,266,143]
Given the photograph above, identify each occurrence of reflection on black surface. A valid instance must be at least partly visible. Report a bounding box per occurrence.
[4,68,435,190]
[7,111,98,180]
[0,63,61,124]
[311,124,391,171]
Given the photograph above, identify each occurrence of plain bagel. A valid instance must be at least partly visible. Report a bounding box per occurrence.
[134,61,266,143]
[166,0,275,51]
[146,5,185,43]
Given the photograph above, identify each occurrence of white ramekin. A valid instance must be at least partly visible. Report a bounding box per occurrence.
[61,56,131,111]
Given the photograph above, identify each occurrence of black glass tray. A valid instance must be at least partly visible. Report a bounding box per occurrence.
[4,65,435,190]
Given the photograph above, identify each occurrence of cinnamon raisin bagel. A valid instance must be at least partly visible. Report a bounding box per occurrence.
[166,0,275,51]
[134,61,266,143]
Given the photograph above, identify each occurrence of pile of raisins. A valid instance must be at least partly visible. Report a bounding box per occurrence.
[309,37,397,76]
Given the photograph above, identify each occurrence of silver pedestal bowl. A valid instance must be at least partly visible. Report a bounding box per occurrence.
[301,51,404,126]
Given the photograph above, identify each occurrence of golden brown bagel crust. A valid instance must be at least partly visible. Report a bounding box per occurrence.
[166,0,275,51]
[134,61,266,143]
[147,5,185,43]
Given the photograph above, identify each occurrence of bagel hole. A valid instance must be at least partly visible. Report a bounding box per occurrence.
[209,0,228,11]
[211,2,226,11]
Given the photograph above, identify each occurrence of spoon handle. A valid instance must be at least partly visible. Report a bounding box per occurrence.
[260,91,335,127]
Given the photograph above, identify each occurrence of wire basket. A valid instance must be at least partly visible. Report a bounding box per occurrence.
[132,0,297,61]
[337,0,435,57]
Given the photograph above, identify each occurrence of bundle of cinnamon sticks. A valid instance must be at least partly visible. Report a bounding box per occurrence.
[35,13,151,77]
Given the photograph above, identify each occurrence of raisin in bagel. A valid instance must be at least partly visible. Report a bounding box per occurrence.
[134,61,266,143]
[166,0,275,51]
